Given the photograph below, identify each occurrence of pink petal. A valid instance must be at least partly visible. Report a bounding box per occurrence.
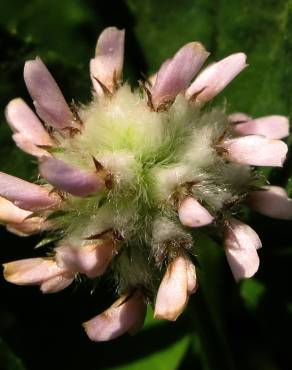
[147,58,172,88]
[154,256,188,321]
[5,98,52,153]
[151,42,209,109]
[228,112,251,123]
[222,135,288,167]
[233,115,289,140]
[186,53,247,103]
[225,246,259,282]
[249,186,292,220]
[90,27,125,95]
[186,258,198,294]
[5,98,52,157]
[83,290,146,342]
[39,157,105,197]
[0,197,32,223]
[56,240,116,278]
[24,57,72,128]
[12,133,50,157]
[7,216,53,237]
[0,172,60,211]
[178,196,214,227]
[40,274,74,293]
[3,257,66,285]
[224,218,261,281]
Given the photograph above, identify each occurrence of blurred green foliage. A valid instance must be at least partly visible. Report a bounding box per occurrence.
[0,1,292,370]
[0,338,26,370]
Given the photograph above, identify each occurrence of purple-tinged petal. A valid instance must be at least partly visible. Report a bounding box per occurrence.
[224,218,261,281]
[3,257,66,285]
[24,57,72,128]
[249,186,292,220]
[147,58,172,90]
[154,256,188,321]
[147,58,172,88]
[222,135,288,167]
[56,240,116,278]
[7,217,53,237]
[39,157,105,197]
[151,42,209,110]
[5,98,52,145]
[186,53,247,103]
[228,112,251,123]
[178,196,214,227]
[90,27,125,95]
[0,172,60,211]
[40,274,74,293]
[186,258,198,295]
[233,115,289,140]
[0,197,32,224]
[83,290,146,342]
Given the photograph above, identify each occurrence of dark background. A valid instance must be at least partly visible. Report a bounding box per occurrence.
[0,1,292,369]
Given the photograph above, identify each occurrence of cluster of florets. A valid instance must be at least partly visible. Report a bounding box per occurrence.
[1,27,291,341]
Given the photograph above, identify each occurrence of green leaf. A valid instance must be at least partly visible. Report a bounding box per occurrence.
[0,0,99,64]
[214,0,292,182]
[107,335,190,370]
[125,0,215,73]
[0,338,26,370]
[240,278,266,311]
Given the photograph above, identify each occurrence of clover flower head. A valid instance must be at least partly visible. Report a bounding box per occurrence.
[1,27,291,341]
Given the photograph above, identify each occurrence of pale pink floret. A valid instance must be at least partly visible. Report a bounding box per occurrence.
[5,98,53,157]
[40,274,74,294]
[147,58,172,87]
[185,53,247,104]
[178,196,214,227]
[3,257,68,285]
[222,135,288,167]
[0,196,51,236]
[0,196,32,224]
[83,290,146,341]
[228,112,252,123]
[185,258,198,294]
[154,256,189,321]
[249,186,292,220]
[7,216,53,237]
[56,240,116,278]
[12,133,51,158]
[39,157,105,197]
[24,57,72,129]
[224,218,261,281]
[151,42,209,110]
[0,172,60,211]
[233,115,289,140]
[90,27,125,95]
